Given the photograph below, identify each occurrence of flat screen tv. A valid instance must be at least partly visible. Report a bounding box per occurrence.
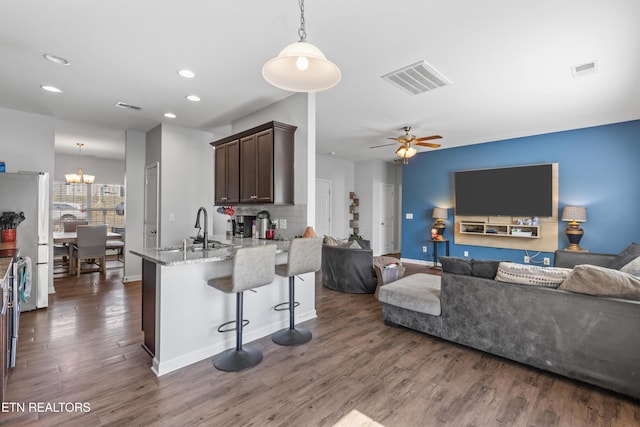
[454,164,553,217]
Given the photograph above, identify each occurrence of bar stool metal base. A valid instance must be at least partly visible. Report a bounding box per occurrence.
[213,347,263,372]
[271,327,312,346]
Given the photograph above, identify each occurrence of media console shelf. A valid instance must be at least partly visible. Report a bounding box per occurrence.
[459,222,540,239]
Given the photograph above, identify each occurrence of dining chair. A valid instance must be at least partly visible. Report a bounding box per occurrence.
[63,220,88,232]
[72,225,107,278]
[107,227,125,263]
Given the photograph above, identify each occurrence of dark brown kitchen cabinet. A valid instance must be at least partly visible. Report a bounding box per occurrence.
[214,139,239,205]
[211,121,296,205]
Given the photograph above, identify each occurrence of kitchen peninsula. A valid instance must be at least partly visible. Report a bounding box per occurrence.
[131,236,316,376]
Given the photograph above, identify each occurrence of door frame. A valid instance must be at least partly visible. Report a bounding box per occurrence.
[315,178,332,238]
[144,162,159,250]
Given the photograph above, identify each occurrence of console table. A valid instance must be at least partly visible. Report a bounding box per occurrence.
[429,239,449,269]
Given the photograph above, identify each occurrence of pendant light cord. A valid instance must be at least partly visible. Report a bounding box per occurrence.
[298,0,306,42]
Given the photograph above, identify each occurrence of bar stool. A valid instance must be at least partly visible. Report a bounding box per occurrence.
[208,244,276,371]
[272,237,323,346]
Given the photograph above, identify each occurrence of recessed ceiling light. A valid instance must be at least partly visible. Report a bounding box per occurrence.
[164,112,177,119]
[43,53,70,65]
[40,85,63,93]
[186,95,201,102]
[178,69,195,79]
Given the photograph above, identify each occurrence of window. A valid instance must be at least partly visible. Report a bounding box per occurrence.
[52,181,125,231]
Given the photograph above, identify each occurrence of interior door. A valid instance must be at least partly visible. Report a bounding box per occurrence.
[380,183,394,254]
[144,163,159,249]
[315,179,332,237]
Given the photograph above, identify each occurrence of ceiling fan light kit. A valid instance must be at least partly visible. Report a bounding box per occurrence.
[371,126,443,164]
[262,0,341,92]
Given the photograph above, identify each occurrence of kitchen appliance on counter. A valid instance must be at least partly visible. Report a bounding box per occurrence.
[0,172,50,312]
[256,210,271,239]
[235,215,256,238]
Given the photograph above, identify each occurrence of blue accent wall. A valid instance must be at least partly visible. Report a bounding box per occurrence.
[401,120,640,263]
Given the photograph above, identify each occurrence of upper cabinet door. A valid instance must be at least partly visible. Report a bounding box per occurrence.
[214,140,240,205]
[255,129,274,203]
[240,134,258,203]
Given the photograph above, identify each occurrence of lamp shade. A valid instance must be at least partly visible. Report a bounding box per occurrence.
[396,145,417,159]
[561,206,587,222]
[432,207,448,220]
[262,41,341,92]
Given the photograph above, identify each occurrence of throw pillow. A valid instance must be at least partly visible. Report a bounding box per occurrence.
[440,256,472,276]
[495,262,572,288]
[343,240,362,249]
[608,242,640,270]
[323,235,349,246]
[558,264,640,300]
[471,259,503,279]
[621,256,640,277]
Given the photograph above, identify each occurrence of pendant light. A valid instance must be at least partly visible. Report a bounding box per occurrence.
[262,0,341,92]
[65,143,95,184]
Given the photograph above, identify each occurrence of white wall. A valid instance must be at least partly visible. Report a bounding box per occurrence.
[316,154,354,238]
[0,107,55,174]
[123,130,145,282]
[54,154,125,185]
[354,159,401,255]
[0,106,56,293]
[159,124,214,246]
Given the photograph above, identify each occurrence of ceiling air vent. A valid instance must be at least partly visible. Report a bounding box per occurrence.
[382,60,452,95]
[115,101,143,111]
[571,61,597,78]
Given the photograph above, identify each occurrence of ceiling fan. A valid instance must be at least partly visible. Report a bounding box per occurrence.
[370,126,442,164]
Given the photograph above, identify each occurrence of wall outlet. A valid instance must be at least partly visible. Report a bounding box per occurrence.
[463,251,469,257]
[169,213,175,222]
[422,246,427,253]
[543,257,550,266]
[524,255,530,263]
[280,219,287,229]
[406,213,413,219]
[272,219,279,229]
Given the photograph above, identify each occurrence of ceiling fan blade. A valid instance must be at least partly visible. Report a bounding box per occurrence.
[415,142,442,148]
[387,137,402,142]
[415,135,443,141]
[370,142,397,149]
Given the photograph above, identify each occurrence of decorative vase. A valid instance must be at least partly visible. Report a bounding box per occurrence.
[2,229,16,242]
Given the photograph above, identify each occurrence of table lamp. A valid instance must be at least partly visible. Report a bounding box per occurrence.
[432,207,448,239]
[561,206,587,251]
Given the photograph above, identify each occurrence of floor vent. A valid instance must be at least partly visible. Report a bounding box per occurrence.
[571,61,597,78]
[382,60,451,95]
[115,101,143,111]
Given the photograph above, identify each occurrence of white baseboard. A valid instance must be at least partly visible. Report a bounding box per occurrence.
[400,257,441,267]
[122,274,142,283]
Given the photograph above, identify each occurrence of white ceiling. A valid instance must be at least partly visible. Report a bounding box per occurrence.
[1,1,639,162]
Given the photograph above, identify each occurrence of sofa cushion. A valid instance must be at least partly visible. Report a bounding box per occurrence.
[342,240,362,249]
[495,262,572,288]
[559,264,640,300]
[608,242,640,270]
[471,259,503,279]
[323,235,346,246]
[620,255,640,277]
[378,273,441,316]
[440,256,472,275]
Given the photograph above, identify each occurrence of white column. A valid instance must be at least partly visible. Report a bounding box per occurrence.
[307,93,316,227]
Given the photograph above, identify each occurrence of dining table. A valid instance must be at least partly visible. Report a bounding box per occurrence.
[53,231,123,274]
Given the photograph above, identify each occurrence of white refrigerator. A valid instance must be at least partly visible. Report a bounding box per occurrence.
[0,171,50,311]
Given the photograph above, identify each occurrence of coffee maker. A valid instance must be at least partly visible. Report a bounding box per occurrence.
[256,210,271,239]
[235,215,256,238]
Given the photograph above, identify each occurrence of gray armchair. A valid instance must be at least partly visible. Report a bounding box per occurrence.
[72,225,107,278]
[321,240,377,293]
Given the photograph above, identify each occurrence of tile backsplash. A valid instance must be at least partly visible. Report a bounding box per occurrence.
[234,204,307,240]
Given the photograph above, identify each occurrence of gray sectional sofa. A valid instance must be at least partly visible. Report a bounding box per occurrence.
[379,250,640,399]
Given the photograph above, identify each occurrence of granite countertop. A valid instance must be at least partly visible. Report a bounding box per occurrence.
[130,235,289,266]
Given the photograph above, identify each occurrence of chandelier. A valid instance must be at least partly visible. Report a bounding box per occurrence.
[65,143,95,184]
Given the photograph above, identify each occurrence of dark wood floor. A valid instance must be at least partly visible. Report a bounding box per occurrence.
[3,262,639,426]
